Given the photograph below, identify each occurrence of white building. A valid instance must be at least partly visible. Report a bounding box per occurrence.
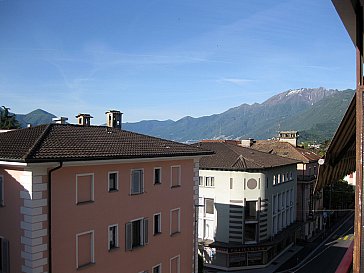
[197,140,299,271]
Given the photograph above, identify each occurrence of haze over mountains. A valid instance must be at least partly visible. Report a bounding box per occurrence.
[5,87,354,143]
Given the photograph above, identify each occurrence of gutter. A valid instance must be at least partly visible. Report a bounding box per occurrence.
[47,162,63,273]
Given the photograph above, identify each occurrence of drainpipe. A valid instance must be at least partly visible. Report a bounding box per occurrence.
[48,162,63,273]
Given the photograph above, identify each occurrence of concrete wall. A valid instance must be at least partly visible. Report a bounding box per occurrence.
[198,165,297,244]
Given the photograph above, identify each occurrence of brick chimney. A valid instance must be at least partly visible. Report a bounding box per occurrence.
[52,117,68,124]
[106,110,122,129]
[75,113,93,126]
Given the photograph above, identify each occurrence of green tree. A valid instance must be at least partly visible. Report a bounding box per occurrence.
[0,106,20,129]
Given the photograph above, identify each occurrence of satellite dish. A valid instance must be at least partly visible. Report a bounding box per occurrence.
[318,159,325,165]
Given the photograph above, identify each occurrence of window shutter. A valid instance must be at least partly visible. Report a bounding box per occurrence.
[143,218,149,245]
[0,177,3,205]
[125,223,132,251]
[2,238,10,273]
[140,171,144,193]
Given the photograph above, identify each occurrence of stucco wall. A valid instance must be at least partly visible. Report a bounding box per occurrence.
[50,159,195,273]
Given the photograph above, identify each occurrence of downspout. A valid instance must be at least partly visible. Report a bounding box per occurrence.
[48,162,63,273]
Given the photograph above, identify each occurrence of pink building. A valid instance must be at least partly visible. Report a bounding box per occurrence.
[0,112,212,273]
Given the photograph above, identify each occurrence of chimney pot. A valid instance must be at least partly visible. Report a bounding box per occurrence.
[52,117,68,125]
[75,113,93,126]
[106,110,123,129]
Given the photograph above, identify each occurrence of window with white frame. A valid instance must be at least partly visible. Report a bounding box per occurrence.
[204,198,214,215]
[152,264,161,273]
[273,175,276,185]
[76,230,94,268]
[76,174,94,204]
[230,178,233,189]
[170,255,180,273]
[199,176,203,186]
[131,169,144,195]
[154,168,162,184]
[125,218,148,250]
[171,166,181,187]
[205,177,215,187]
[154,213,161,235]
[108,171,118,192]
[0,237,9,273]
[170,208,180,235]
[108,224,118,250]
[0,175,4,207]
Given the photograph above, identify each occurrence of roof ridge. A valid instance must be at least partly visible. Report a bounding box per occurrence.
[23,124,53,160]
[225,142,266,168]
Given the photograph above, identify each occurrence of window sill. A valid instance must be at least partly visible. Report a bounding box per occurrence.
[154,182,162,185]
[130,192,145,196]
[153,232,162,236]
[171,185,181,189]
[108,246,120,252]
[76,200,94,205]
[129,244,145,251]
[77,262,95,270]
[108,189,119,192]
[170,231,181,237]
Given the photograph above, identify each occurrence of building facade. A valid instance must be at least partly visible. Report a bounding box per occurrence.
[250,133,323,241]
[0,112,212,273]
[196,141,299,271]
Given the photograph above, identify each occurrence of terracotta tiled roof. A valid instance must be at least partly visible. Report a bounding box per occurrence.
[0,124,213,163]
[251,140,320,163]
[195,142,299,170]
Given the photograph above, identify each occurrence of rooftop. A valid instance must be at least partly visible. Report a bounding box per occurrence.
[196,141,299,171]
[0,124,213,163]
[251,140,320,163]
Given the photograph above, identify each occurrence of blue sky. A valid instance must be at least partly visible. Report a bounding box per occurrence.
[0,0,355,124]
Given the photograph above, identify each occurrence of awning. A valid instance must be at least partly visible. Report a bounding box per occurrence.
[315,93,356,192]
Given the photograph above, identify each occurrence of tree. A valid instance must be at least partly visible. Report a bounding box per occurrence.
[0,106,20,129]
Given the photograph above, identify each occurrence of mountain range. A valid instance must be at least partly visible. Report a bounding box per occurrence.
[123,87,354,143]
[4,87,355,143]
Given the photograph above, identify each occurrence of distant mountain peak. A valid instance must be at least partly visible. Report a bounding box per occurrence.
[263,87,338,106]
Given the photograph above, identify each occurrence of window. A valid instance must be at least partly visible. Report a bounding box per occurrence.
[108,225,118,250]
[131,169,144,195]
[152,264,161,273]
[108,172,118,192]
[230,178,233,189]
[154,213,161,235]
[244,223,257,242]
[170,255,180,273]
[170,208,180,235]
[0,237,9,273]
[205,177,215,187]
[244,201,257,221]
[0,175,4,207]
[76,230,94,268]
[76,174,94,204]
[204,198,214,214]
[171,166,181,187]
[273,175,276,185]
[125,218,148,250]
[199,176,203,186]
[154,168,162,184]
